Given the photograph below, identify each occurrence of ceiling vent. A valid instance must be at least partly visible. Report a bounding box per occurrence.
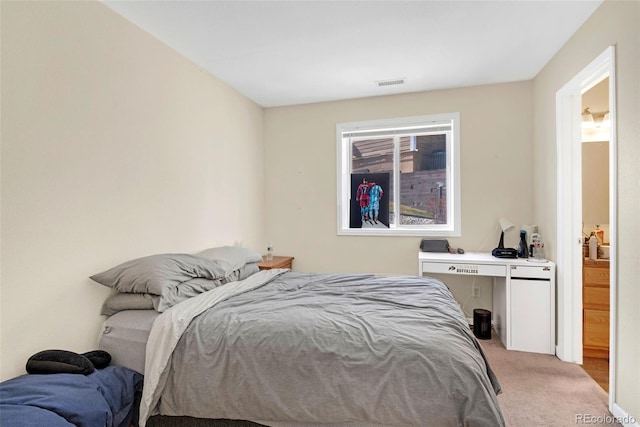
[376,78,405,87]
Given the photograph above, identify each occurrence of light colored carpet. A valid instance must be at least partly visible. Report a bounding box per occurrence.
[478,332,621,427]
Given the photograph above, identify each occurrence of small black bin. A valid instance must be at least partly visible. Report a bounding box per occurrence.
[473,309,492,340]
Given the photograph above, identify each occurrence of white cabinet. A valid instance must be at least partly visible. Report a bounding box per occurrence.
[510,278,553,354]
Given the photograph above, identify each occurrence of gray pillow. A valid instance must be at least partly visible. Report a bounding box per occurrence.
[100,263,260,316]
[100,263,260,315]
[197,246,263,273]
[90,253,227,296]
[235,262,260,281]
[101,292,158,316]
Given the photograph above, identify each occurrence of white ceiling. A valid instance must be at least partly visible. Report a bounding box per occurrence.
[103,0,603,108]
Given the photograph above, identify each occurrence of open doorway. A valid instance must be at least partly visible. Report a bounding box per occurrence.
[581,78,611,392]
[556,46,617,409]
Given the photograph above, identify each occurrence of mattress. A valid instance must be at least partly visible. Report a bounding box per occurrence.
[98,310,159,375]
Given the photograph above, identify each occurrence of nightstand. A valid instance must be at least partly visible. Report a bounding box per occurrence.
[258,256,294,270]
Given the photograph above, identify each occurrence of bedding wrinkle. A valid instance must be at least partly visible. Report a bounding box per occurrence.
[140,269,288,425]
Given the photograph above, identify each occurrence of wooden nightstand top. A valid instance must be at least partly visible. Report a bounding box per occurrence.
[258,256,294,270]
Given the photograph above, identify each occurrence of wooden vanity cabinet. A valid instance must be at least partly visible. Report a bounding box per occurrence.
[582,260,610,359]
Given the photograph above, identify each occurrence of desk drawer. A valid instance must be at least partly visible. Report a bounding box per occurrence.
[421,261,506,277]
[509,265,552,279]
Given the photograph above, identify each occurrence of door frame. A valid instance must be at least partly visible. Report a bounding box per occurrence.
[555,46,616,407]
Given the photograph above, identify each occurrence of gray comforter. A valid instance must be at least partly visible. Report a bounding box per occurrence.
[140,270,504,427]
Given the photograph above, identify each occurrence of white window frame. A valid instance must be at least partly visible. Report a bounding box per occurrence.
[336,113,461,237]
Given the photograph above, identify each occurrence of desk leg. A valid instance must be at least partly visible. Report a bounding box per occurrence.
[492,276,508,348]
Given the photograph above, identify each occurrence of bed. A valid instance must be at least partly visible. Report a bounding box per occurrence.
[0,365,142,427]
[92,247,504,427]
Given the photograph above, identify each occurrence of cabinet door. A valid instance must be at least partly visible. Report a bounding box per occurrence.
[584,286,609,311]
[510,279,552,354]
[584,309,610,349]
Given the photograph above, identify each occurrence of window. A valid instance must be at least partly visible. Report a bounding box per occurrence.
[336,113,460,236]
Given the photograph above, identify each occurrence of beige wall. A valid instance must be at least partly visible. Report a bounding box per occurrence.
[265,81,534,317]
[532,0,639,419]
[582,141,609,238]
[0,1,264,379]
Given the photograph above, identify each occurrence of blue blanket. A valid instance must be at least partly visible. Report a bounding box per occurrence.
[0,365,142,427]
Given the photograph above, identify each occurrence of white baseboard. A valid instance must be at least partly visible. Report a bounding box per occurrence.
[611,403,639,427]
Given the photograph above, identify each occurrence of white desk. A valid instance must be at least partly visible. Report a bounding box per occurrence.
[418,252,555,355]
